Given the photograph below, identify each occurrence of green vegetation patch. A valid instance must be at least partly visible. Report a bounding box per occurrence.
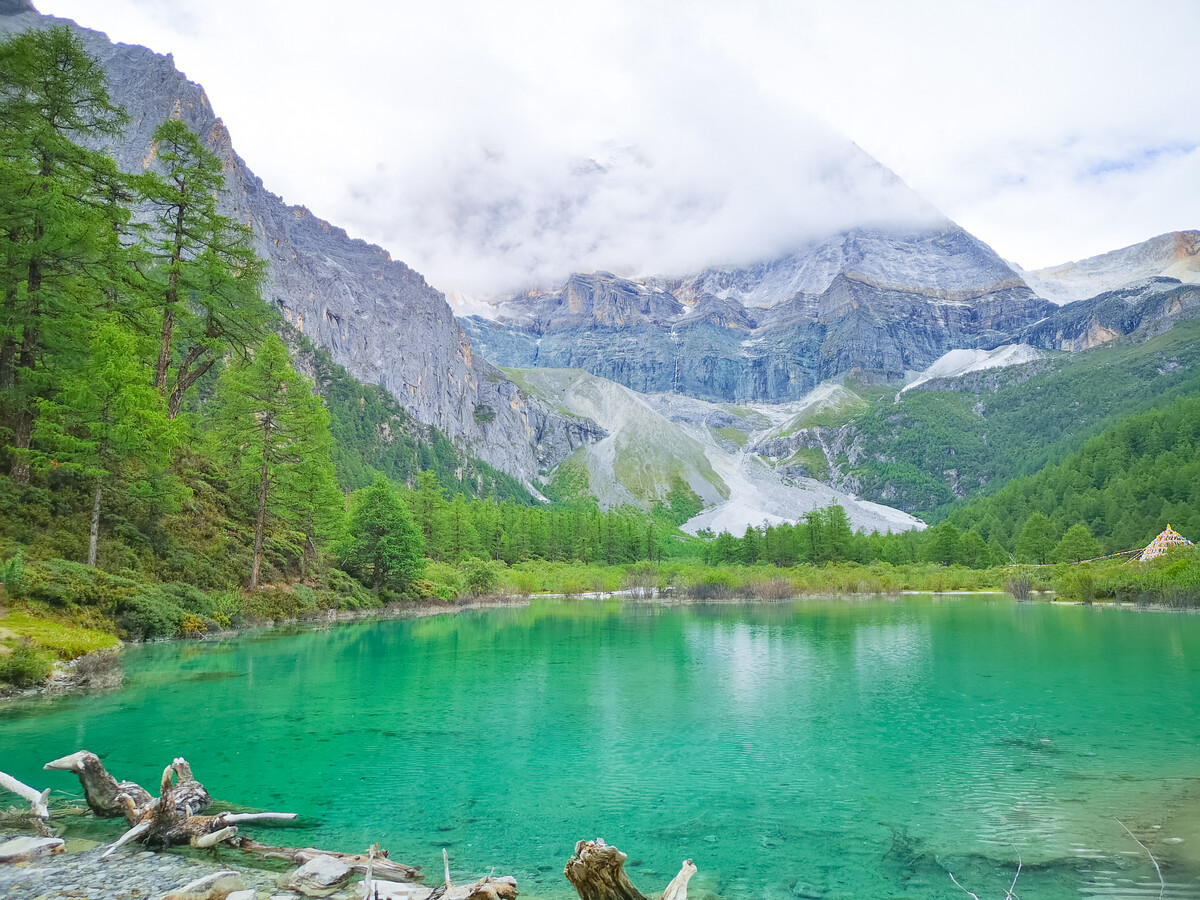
[848,320,1200,516]
[780,392,869,435]
[0,610,119,660]
[778,447,829,481]
[713,426,749,447]
[544,451,592,503]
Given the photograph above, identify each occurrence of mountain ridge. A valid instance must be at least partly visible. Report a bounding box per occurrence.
[1014,230,1200,305]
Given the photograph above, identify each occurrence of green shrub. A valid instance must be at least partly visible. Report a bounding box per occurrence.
[323,568,379,610]
[0,642,54,688]
[424,561,466,601]
[111,592,184,640]
[242,587,304,622]
[177,614,208,637]
[0,552,23,595]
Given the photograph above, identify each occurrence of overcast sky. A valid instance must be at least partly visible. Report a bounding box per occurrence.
[39,0,1200,298]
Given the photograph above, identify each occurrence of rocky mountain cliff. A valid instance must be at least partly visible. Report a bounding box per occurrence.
[461,224,1057,403]
[0,5,594,483]
[462,222,1200,405]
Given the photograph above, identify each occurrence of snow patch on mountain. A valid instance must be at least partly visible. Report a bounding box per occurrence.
[667,225,1030,309]
[900,344,1045,396]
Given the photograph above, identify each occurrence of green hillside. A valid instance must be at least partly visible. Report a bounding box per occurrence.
[828,322,1200,515]
[946,393,1200,556]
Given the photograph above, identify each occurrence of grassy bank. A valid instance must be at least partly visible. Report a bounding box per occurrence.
[0,600,120,689]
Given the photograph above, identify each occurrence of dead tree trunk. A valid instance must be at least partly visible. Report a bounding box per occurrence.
[565,839,695,900]
[43,751,152,820]
[141,760,214,847]
[45,748,423,881]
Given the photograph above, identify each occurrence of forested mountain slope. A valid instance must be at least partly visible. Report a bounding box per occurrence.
[945,394,1200,555]
[753,318,1200,516]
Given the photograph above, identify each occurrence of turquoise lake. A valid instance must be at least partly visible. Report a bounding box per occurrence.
[4,596,1200,899]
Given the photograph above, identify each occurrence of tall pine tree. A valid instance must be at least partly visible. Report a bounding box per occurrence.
[210,334,338,589]
[33,321,179,566]
[139,118,266,418]
[0,26,128,481]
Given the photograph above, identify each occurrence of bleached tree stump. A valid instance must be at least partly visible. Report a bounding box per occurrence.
[564,840,695,900]
[564,839,646,900]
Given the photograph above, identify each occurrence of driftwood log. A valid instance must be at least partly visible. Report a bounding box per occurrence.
[43,750,153,820]
[238,838,422,882]
[38,749,486,896]
[564,839,695,900]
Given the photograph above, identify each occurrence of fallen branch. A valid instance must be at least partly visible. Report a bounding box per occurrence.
[219,811,297,824]
[565,838,695,900]
[0,770,50,820]
[433,849,518,900]
[238,838,422,882]
[1006,852,1022,900]
[100,821,150,859]
[192,824,238,850]
[948,872,981,900]
[948,850,1022,900]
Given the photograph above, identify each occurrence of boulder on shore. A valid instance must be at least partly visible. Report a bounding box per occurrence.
[0,835,65,863]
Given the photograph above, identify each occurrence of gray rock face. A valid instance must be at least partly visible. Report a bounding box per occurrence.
[1020,279,1200,351]
[462,230,1056,403]
[0,9,582,482]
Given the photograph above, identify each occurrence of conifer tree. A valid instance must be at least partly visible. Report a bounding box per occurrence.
[1016,512,1057,565]
[411,469,449,560]
[290,449,346,579]
[960,530,989,568]
[444,493,479,563]
[823,505,854,562]
[339,474,424,593]
[139,118,266,418]
[33,321,179,566]
[0,26,128,481]
[924,520,963,566]
[1055,522,1100,564]
[210,334,337,590]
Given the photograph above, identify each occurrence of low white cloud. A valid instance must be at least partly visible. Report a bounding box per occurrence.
[38,0,1200,293]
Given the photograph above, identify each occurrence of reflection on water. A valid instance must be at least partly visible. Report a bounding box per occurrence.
[3,597,1200,899]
